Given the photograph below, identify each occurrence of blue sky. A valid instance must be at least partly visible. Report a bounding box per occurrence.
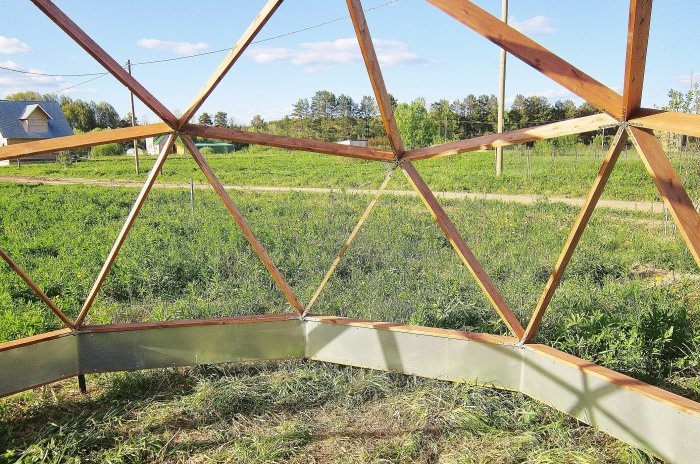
[2,0,699,125]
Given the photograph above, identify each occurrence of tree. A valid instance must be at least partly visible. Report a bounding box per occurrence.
[429,99,457,143]
[358,96,378,139]
[510,95,552,128]
[336,94,357,140]
[250,114,266,132]
[310,90,337,120]
[61,99,96,132]
[290,98,311,137]
[94,101,120,129]
[291,98,310,119]
[552,99,578,121]
[198,112,213,126]
[118,112,138,128]
[4,90,55,101]
[214,111,228,128]
[394,98,435,149]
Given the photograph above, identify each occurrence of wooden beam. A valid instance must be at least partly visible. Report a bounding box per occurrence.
[179,0,283,127]
[427,0,623,119]
[346,0,404,155]
[180,135,305,315]
[401,161,525,338]
[303,169,395,316]
[521,127,628,344]
[74,135,176,326]
[184,123,394,161]
[0,247,74,329]
[30,0,178,128]
[81,313,298,333]
[0,124,172,162]
[623,0,653,119]
[629,109,700,138]
[403,113,618,161]
[627,126,700,267]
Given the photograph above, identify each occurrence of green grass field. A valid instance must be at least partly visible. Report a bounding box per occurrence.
[3,145,699,202]
[1,147,699,462]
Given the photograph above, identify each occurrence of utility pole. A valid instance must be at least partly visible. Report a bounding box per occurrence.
[495,0,508,176]
[126,60,140,175]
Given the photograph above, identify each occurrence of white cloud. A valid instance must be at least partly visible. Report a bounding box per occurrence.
[136,38,210,55]
[247,37,427,72]
[0,60,66,95]
[509,16,556,35]
[0,36,29,54]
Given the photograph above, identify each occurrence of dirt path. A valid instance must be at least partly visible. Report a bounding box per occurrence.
[0,175,666,213]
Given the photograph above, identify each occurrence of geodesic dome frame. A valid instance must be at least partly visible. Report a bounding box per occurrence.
[1,0,700,462]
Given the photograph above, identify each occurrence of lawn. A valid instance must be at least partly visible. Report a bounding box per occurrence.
[2,144,699,202]
[0,154,698,461]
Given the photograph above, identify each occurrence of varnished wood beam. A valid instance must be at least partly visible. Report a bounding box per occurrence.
[403,114,618,161]
[179,0,283,127]
[0,247,74,329]
[0,124,173,162]
[627,126,700,267]
[521,127,628,344]
[303,169,395,316]
[347,0,404,156]
[31,0,178,128]
[623,0,653,119]
[427,0,623,119]
[401,161,525,338]
[629,109,700,138]
[184,124,394,161]
[181,135,305,315]
[74,135,176,326]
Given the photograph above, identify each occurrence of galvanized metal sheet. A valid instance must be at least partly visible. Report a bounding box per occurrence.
[0,334,77,397]
[305,321,522,389]
[2,317,700,464]
[521,347,700,464]
[78,320,305,373]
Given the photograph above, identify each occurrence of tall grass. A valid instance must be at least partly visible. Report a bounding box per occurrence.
[0,362,661,463]
[3,145,699,202]
[0,171,697,461]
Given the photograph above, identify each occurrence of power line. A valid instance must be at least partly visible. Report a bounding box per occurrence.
[0,65,107,77]
[132,0,398,66]
[1,0,399,78]
[44,74,109,95]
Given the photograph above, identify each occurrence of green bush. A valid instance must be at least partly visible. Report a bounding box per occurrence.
[90,143,123,157]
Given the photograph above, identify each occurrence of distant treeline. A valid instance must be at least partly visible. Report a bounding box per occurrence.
[7,83,699,152]
[242,91,604,149]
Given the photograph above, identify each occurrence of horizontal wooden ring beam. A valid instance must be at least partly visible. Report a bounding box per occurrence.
[184,123,394,161]
[0,124,173,162]
[402,114,618,161]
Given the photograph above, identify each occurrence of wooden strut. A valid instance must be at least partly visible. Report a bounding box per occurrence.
[401,161,525,338]
[74,135,177,326]
[627,126,700,267]
[521,127,629,344]
[402,114,618,161]
[346,0,405,156]
[0,247,74,329]
[303,167,396,317]
[184,124,394,161]
[180,135,305,315]
[629,109,700,138]
[622,0,653,119]
[427,0,623,119]
[30,0,178,128]
[0,124,173,162]
[179,0,283,128]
